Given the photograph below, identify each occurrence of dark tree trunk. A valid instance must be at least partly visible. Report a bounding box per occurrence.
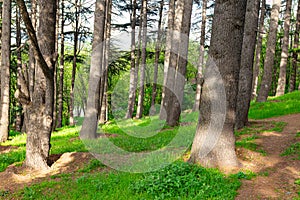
[235,0,260,130]
[257,0,281,102]
[189,0,247,170]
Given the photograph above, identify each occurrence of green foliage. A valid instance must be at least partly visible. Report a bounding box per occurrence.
[249,91,300,119]
[78,159,105,173]
[132,161,241,200]
[280,142,300,160]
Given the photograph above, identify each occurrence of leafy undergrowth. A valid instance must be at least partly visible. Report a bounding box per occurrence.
[249,91,300,119]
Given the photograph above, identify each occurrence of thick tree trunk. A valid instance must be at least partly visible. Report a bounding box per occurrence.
[125,0,137,119]
[0,0,11,142]
[159,0,175,119]
[56,0,65,128]
[136,0,147,119]
[193,0,207,112]
[252,0,266,99]
[80,0,106,139]
[189,0,247,170]
[235,0,260,130]
[289,0,300,92]
[150,0,164,116]
[257,0,281,102]
[276,0,292,96]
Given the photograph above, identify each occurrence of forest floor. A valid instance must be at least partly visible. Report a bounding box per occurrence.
[0,114,299,199]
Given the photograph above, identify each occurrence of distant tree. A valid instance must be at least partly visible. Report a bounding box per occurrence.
[257,0,281,102]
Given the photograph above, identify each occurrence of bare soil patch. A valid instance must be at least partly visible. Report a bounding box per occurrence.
[0,145,18,154]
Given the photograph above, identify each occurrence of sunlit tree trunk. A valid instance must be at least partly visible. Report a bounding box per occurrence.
[276,0,292,96]
[235,0,260,129]
[257,0,281,102]
[252,0,266,99]
[189,0,247,170]
[0,0,11,142]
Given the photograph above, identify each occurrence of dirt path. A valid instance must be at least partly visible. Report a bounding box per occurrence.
[236,114,300,200]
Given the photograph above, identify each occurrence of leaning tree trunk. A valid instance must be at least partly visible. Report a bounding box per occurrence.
[235,0,260,130]
[136,0,147,119]
[189,0,247,170]
[80,0,106,139]
[0,0,11,142]
[17,0,56,170]
[289,0,300,92]
[257,0,281,102]
[252,0,266,100]
[193,0,207,112]
[276,0,292,96]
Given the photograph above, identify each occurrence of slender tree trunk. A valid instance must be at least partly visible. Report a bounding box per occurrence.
[0,0,11,142]
[235,0,260,130]
[252,0,266,99]
[159,0,175,119]
[257,0,281,102]
[189,0,247,170]
[276,0,292,96]
[289,0,300,92]
[80,0,106,139]
[193,0,207,111]
[125,0,137,119]
[136,0,147,119]
[150,0,164,116]
[57,0,65,128]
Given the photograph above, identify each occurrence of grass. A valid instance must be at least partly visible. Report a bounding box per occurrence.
[281,142,300,160]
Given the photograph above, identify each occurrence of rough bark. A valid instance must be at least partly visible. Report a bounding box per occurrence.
[289,0,300,92]
[0,0,11,142]
[135,0,147,119]
[252,0,266,99]
[125,0,137,119]
[235,0,260,130]
[189,0,247,169]
[80,0,106,139]
[150,0,164,116]
[193,0,207,112]
[275,0,292,96]
[257,0,281,102]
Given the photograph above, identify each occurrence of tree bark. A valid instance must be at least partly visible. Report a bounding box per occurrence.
[80,0,106,139]
[275,0,292,96]
[136,0,147,119]
[257,0,281,102]
[0,0,11,142]
[252,0,266,100]
[189,0,247,170]
[235,0,260,130]
[289,0,300,92]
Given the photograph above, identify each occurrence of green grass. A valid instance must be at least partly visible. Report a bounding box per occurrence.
[281,142,300,160]
[249,91,300,119]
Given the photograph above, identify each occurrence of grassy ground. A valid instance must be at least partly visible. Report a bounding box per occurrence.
[1,91,300,199]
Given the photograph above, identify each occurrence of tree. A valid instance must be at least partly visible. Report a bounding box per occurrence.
[252,0,266,99]
[289,0,300,92]
[80,0,106,139]
[276,0,292,96]
[16,0,57,169]
[257,0,281,102]
[235,0,260,129]
[189,0,247,169]
[0,0,11,143]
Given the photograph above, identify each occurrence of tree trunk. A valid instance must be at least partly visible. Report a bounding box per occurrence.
[275,0,292,96]
[289,0,300,92]
[193,0,207,112]
[125,0,137,119]
[80,0,106,139]
[0,0,11,142]
[257,0,281,102]
[150,0,164,116]
[56,0,65,128]
[235,0,260,130]
[135,0,147,119]
[189,0,247,170]
[252,0,266,100]
[159,0,175,119]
